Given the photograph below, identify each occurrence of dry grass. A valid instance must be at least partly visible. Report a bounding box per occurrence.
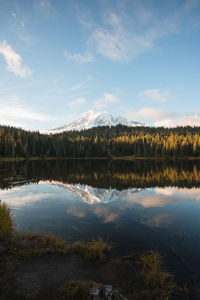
[55,279,95,300]
[72,237,112,262]
[0,202,14,242]
[0,202,111,261]
[130,251,184,300]
[0,203,185,299]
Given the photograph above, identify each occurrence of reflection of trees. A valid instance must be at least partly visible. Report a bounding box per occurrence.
[1,159,200,190]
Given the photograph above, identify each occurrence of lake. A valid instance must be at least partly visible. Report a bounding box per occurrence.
[1,159,200,283]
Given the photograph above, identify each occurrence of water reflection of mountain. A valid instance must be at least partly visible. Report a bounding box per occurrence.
[1,159,200,190]
[40,180,141,204]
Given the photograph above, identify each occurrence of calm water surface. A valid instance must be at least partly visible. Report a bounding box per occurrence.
[1,159,200,282]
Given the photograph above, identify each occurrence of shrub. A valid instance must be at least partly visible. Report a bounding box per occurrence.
[72,237,112,261]
[131,251,177,300]
[55,279,93,300]
[0,202,14,242]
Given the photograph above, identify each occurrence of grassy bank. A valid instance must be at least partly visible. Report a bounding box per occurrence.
[0,202,112,297]
[55,252,185,300]
[0,202,187,299]
[0,203,111,261]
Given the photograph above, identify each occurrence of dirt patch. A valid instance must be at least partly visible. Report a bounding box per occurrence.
[1,253,189,300]
[2,255,132,299]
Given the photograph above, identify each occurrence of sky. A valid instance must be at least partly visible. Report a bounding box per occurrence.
[0,0,200,130]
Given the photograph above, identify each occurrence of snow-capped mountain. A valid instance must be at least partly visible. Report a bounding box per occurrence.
[47,111,143,133]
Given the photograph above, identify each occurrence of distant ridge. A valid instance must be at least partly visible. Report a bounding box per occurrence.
[47,110,143,133]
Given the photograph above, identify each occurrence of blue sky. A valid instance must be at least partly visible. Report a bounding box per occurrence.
[0,0,200,130]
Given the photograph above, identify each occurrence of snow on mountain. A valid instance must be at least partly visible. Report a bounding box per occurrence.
[47,111,143,134]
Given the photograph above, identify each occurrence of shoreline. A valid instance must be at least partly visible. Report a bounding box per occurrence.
[1,155,200,162]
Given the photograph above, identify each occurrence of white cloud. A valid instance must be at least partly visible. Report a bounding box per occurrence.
[126,107,200,127]
[69,77,93,93]
[90,12,131,61]
[0,41,32,78]
[67,97,86,108]
[155,112,200,127]
[92,27,128,61]
[126,107,176,122]
[77,15,93,29]
[89,10,179,61]
[64,51,94,64]
[0,96,54,128]
[94,93,119,109]
[11,12,16,18]
[139,89,170,102]
[70,81,88,92]
[73,2,94,29]
[74,1,199,62]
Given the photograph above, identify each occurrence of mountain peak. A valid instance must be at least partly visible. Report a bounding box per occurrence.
[48,111,143,133]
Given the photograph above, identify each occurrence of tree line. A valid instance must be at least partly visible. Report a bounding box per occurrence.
[1,124,200,158]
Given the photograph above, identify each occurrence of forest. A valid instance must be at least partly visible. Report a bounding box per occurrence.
[1,124,200,159]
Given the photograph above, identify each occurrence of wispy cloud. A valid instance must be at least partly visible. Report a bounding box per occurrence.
[139,89,170,103]
[90,10,180,61]
[11,12,17,18]
[126,107,200,127]
[184,0,200,10]
[90,12,131,61]
[0,41,32,78]
[94,93,119,109]
[155,112,200,127]
[73,2,94,29]
[74,1,199,62]
[35,0,54,17]
[70,80,89,92]
[0,96,54,128]
[126,107,176,122]
[64,51,94,64]
[67,97,86,108]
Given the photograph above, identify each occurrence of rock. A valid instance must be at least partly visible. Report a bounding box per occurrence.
[90,284,128,300]
[90,286,102,299]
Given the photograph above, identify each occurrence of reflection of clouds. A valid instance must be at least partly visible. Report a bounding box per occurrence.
[155,187,200,202]
[67,208,86,218]
[93,206,119,223]
[123,188,200,208]
[123,193,178,208]
[141,213,172,228]
[0,186,54,208]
